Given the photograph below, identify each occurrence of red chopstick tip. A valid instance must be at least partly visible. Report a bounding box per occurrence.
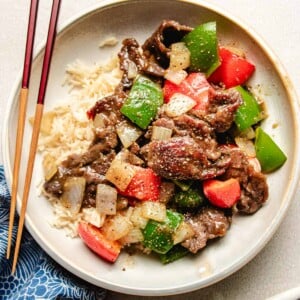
[37,0,61,105]
[21,0,39,88]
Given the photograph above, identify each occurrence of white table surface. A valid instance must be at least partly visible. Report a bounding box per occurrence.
[1,1,299,299]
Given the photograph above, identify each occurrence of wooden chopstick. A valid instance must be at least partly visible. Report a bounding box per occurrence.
[12,0,61,274]
[7,0,39,260]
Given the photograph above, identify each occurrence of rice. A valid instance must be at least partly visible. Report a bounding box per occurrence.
[48,198,106,238]
[38,54,122,236]
[63,56,122,101]
[38,55,122,163]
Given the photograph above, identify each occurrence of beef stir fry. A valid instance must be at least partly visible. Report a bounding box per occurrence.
[43,20,286,263]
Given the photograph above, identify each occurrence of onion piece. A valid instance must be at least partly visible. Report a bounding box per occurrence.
[127,60,138,79]
[130,205,149,229]
[93,113,109,129]
[96,184,117,215]
[169,42,190,71]
[164,69,188,85]
[116,120,142,148]
[116,148,144,166]
[105,155,137,191]
[165,93,196,117]
[119,227,144,245]
[151,126,172,141]
[172,221,195,244]
[126,152,144,166]
[235,137,256,157]
[82,207,105,228]
[238,127,256,140]
[101,214,133,241]
[141,201,166,222]
[248,157,262,172]
[42,153,57,181]
[61,177,86,214]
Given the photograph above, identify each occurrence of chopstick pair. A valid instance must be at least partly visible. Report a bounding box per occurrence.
[7,0,61,274]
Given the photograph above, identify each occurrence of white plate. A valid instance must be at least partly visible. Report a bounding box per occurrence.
[3,0,300,296]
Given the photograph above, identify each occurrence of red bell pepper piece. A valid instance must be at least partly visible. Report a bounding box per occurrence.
[78,222,121,263]
[163,80,182,103]
[163,73,214,111]
[119,167,161,201]
[203,178,241,208]
[208,47,255,88]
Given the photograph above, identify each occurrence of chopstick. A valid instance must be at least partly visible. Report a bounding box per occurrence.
[12,0,61,274]
[7,0,39,260]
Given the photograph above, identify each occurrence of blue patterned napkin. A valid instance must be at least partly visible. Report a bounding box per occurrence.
[0,165,107,300]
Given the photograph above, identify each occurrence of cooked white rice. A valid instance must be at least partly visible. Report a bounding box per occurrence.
[38,56,122,163]
[38,55,122,237]
[48,198,106,238]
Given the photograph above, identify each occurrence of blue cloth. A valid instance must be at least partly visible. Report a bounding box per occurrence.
[0,165,106,300]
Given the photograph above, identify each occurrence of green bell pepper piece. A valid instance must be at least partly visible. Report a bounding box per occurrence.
[120,75,163,129]
[164,210,183,230]
[174,186,206,209]
[142,210,183,254]
[182,21,220,76]
[159,244,189,264]
[234,86,262,131]
[255,127,287,173]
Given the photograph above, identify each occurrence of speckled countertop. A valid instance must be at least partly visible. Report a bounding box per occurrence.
[1,1,299,299]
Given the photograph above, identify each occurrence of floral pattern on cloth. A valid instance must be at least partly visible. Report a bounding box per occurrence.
[0,165,106,300]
